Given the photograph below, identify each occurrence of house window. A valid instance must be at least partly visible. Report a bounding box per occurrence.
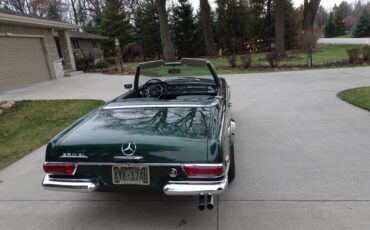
[92,40,97,48]
[72,40,80,49]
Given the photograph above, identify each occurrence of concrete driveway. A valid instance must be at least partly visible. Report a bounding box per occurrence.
[1,67,370,230]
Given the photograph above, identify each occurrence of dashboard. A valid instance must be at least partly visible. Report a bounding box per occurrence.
[140,79,217,98]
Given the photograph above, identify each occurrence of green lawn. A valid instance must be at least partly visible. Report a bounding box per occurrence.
[336,34,352,38]
[0,100,104,169]
[126,44,365,75]
[337,87,370,111]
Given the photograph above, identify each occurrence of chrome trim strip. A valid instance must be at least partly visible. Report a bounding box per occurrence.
[42,174,100,192]
[102,101,219,110]
[60,155,88,159]
[113,156,144,160]
[167,179,226,184]
[44,162,224,167]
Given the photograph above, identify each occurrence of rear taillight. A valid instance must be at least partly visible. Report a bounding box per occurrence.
[43,163,76,175]
[183,165,224,178]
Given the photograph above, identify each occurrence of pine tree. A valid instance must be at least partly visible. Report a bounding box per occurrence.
[99,1,133,56]
[46,3,60,20]
[135,1,162,60]
[353,9,370,38]
[171,0,197,57]
[324,13,336,38]
[334,10,346,36]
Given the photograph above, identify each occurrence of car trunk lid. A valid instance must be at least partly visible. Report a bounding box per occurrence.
[56,106,215,163]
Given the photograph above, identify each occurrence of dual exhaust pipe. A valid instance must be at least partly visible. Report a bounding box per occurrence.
[198,193,214,210]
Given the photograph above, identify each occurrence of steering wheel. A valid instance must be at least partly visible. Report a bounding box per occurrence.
[141,79,168,98]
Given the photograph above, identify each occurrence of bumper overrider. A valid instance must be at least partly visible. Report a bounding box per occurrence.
[42,162,229,196]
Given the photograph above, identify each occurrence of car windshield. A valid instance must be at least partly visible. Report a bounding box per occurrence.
[137,59,216,87]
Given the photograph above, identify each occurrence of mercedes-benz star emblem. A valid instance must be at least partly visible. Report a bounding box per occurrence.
[121,141,136,156]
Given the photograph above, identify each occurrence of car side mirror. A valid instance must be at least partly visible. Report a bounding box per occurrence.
[124,84,133,90]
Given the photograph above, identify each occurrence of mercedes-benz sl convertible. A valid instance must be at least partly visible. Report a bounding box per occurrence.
[42,58,235,210]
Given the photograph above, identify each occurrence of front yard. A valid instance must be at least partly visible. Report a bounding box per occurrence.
[125,44,368,75]
[0,100,104,169]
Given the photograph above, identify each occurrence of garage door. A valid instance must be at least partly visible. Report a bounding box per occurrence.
[0,36,50,92]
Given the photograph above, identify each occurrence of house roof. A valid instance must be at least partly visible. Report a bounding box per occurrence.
[53,31,108,40]
[0,9,78,30]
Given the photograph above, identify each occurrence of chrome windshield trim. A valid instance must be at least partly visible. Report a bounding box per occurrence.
[102,101,219,110]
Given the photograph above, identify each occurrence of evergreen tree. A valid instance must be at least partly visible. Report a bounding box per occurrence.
[171,0,197,57]
[215,0,249,54]
[283,0,298,50]
[353,9,370,38]
[324,13,336,38]
[46,3,60,20]
[99,0,133,56]
[134,1,162,59]
[334,10,346,36]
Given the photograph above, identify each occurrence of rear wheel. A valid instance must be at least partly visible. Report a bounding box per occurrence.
[228,143,236,182]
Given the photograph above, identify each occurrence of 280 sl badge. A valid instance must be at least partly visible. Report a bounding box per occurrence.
[60,152,88,158]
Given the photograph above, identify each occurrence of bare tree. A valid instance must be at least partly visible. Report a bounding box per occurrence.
[200,0,216,56]
[70,0,79,24]
[275,0,285,55]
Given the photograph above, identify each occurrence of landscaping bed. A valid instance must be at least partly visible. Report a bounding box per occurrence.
[0,100,104,169]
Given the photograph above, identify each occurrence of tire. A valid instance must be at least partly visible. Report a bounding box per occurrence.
[228,143,236,182]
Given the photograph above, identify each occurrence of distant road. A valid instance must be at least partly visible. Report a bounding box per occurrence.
[318,38,370,45]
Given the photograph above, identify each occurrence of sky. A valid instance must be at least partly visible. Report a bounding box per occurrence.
[188,0,360,11]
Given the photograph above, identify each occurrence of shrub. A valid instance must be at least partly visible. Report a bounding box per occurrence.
[94,58,109,70]
[105,56,116,65]
[363,46,370,61]
[122,42,143,62]
[266,52,281,68]
[227,55,236,68]
[346,48,360,64]
[75,53,94,71]
[295,30,318,50]
[240,54,252,68]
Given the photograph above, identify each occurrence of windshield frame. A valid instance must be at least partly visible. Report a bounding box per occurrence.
[133,58,220,91]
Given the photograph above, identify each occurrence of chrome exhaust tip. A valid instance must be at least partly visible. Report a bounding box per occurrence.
[206,193,214,210]
[198,193,205,211]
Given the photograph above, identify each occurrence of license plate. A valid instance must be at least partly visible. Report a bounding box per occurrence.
[112,166,150,185]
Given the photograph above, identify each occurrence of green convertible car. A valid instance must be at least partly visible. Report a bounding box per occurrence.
[42,58,236,210]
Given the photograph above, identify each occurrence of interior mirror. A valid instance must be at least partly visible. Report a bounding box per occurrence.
[124,84,133,89]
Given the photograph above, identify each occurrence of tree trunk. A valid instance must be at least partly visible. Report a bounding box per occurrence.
[156,0,175,60]
[200,0,216,56]
[303,0,321,34]
[275,0,285,55]
[70,0,79,25]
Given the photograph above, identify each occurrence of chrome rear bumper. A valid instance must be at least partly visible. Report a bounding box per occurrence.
[42,174,100,192]
[42,174,228,195]
[163,176,228,196]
